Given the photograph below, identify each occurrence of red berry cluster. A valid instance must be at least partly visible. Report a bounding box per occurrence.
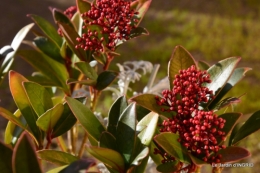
[58,6,78,36]
[155,65,226,164]
[75,0,139,52]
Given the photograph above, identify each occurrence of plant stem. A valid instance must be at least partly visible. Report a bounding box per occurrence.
[78,132,88,158]
[56,136,67,152]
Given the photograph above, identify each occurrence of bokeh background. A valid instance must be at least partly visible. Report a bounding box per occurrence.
[0,0,260,172]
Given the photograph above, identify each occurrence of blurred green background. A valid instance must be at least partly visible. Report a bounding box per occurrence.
[0,0,260,172]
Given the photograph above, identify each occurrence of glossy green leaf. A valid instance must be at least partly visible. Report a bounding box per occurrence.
[28,14,62,47]
[130,94,173,118]
[37,150,78,166]
[0,141,13,173]
[36,103,64,132]
[168,45,197,89]
[4,110,24,146]
[86,146,125,173]
[51,102,77,138]
[33,36,63,62]
[212,97,241,111]
[95,71,118,90]
[156,161,179,173]
[17,50,69,93]
[130,154,149,173]
[149,141,163,165]
[232,110,260,145]
[92,52,107,65]
[131,147,149,166]
[217,113,241,143]
[53,9,88,61]
[137,112,159,146]
[107,96,128,136]
[0,24,34,84]
[217,146,250,163]
[130,27,149,39]
[99,131,117,151]
[208,67,251,109]
[9,71,43,147]
[205,57,241,97]
[13,132,43,173]
[75,61,98,80]
[76,0,91,15]
[116,103,137,164]
[23,81,53,117]
[136,104,150,121]
[197,60,210,70]
[154,132,191,163]
[65,97,106,143]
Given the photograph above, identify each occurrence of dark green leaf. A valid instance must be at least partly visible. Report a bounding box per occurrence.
[59,159,96,173]
[197,60,210,70]
[65,97,106,144]
[154,132,191,163]
[33,36,63,62]
[53,9,88,61]
[99,131,117,151]
[130,94,173,118]
[168,45,197,89]
[205,57,241,98]
[136,104,150,121]
[51,102,77,138]
[17,50,70,93]
[218,113,241,143]
[130,27,149,39]
[208,67,251,109]
[37,150,78,165]
[116,103,137,164]
[9,71,43,147]
[86,146,125,173]
[156,161,179,173]
[107,96,128,136]
[75,61,98,80]
[137,112,159,146]
[95,71,118,90]
[28,14,63,47]
[232,110,260,145]
[217,146,250,163]
[13,132,43,173]
[0,141,13,173]
[23,81,53,117]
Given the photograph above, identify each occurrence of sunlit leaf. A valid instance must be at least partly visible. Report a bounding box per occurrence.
[137,112,158,146]
[23,81,53,117]
[130,93,173,118]
[130,147,149,166]
[76,0,91,15]
[37,150,78,166]
[46,165,68,173]
[132,0,152,26]
[86,146,125,173]
[154,132,191,163]
[197,60,210,70]
[75,61,98,80]
[67,78,96,86]
[13,132,43,173]
[168,45,196,89]
[156,161,179,173]
[9,71,43,146]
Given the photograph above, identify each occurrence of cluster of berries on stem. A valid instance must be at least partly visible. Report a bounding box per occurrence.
[75,0,139,52]
[155,65,226,164]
